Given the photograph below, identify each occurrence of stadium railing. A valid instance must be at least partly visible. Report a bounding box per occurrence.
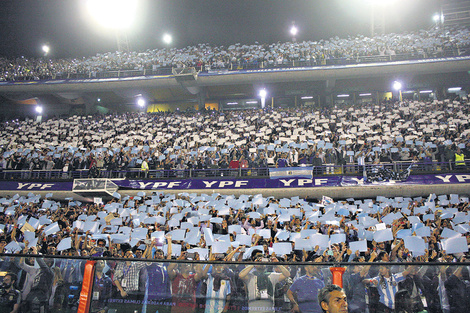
[0,254,467,313]
[0,159,467,181]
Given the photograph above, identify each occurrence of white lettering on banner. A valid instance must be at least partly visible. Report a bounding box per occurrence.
[152,182,168,188]
[17,183,55,190]
[40,184,54,190]
[219,181,234,188]
[315,179,328,186]
[27,184,43,189]
[234,181,248,188]
[202,181,218,188]
[280,179,295,187]
[298,179,312,186]
[456,175,470,182]
[17,183,30,189]
[138,182,153,189]
[435,175,453,183]
[350,178,364,184]
[167,182,181,188]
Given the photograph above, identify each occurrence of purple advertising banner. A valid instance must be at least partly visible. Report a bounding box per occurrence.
[1,173,469,191]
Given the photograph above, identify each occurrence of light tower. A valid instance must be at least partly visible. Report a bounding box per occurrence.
[85,0,140,53]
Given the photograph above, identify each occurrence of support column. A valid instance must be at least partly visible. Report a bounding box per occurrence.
[77,260,96,313]
[330,267,346,288]
[197,88,206,111]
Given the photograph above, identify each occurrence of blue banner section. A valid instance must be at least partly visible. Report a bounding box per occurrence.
[2,173,469,191]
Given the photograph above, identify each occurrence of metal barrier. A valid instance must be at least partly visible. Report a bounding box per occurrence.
[0,159,468,181]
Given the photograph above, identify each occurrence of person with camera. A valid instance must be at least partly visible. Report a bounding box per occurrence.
[0,273,21,313]
[238,252,290,313]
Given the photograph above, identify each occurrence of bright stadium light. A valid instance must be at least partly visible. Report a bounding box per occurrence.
[433,13,440,23]
[86,0,139,30]
[35,106,43,114]
[290,25,298,37]
[259,89,267,109]
[290,22,298,42]
[42,44,50,56]
[393,81,402,90]
[163,33,173,45]
[137,97,146,108]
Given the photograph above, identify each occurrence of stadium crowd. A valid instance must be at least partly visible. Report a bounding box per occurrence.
[0,97,469,179]
[0,190,469,312]
[0,25,469,81]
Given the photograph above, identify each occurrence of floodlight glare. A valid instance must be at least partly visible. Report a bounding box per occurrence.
[86,0,139,30]
[393,81,402,90]
[433,13,440,23]
[35,106,43,114]
[163,33,172,45]
[290,25,298,37]
[137,98,146,107]
[42,45,50,55]
[259,89,267,98]
[448,87,462,92]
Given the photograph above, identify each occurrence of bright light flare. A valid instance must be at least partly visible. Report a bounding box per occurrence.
[86,0,139,30]
[35,106,43,114]
[259,89,267,99]
[163,33,172,44]
[42,45,50,55]
[137,97,146,107]
[290,25,298,37]
[393,81,402,90]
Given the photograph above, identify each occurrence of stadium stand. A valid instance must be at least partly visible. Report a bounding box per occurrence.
[0,98,469,180]
[0,25,469,81]
[1,16,470,313]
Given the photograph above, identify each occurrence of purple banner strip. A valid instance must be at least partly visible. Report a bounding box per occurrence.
[2,173,469,191]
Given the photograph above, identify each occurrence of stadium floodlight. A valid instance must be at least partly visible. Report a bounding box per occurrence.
[137,97,146,108]
[259,89,267,109]
[419,90,433,94]
[290,22,298,42]
[35,106,43,114]
[42,44,50,56]
[163,33,173,45]
[393,81,402,90]
[86,0,139,30]
[448,87,462,92]
[290,25,298,37]
[433,13,440,23]
[359,93,372,97]
[337,94,350,98]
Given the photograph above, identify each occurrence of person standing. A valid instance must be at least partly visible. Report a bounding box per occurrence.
[0,273,21,313]
[90,260,113,313]
[287,264,325,313]
[238,254,290,313]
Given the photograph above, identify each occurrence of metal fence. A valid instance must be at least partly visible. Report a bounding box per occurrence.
[0,159,467,181]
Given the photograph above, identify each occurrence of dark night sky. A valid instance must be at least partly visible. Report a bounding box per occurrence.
[0,0,444,59]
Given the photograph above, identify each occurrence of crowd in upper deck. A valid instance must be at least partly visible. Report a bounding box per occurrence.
[0,25,469,81]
